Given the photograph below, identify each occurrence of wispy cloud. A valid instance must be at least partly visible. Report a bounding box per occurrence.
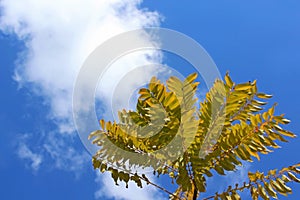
[42,131,90,173]
[17,142,43,171]
[16,132,90,175]
[204,162,251,197]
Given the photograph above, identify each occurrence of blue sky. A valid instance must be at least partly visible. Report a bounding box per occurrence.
[1,1,300,199]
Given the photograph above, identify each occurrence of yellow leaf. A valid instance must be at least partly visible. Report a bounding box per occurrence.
[258,185,269,200]
[257,93,273,99]
[184,73,198,85]
[225,72,234,88]
[100,119,105,130]
[234,83,252,91]
[278,129,296,138]
[264,182,277,199]
[276,178,292,193]
[287,172,300,183]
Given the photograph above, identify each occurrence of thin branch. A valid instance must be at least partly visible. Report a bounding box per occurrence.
[138,174,182,200]
[202,162,300,200]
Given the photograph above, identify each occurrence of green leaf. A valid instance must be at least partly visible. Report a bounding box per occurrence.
[214,164,225,175]
[219,159,235,171]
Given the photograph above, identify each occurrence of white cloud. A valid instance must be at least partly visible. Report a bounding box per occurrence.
[226,162,251,185]
[0,0,162,161]
[17,142,43,171]
[0,0,164,198]
[95,172,165,200]
[0,0,161,133]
